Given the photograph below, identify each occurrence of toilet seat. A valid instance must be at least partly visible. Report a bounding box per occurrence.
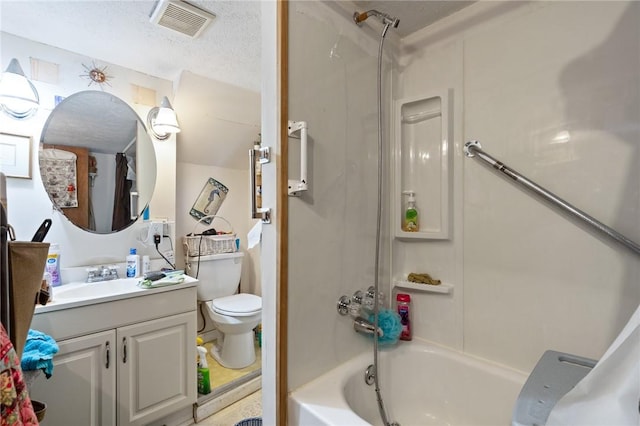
[210,294,262,317]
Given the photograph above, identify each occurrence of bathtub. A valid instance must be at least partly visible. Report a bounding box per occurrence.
[290,339,528,425]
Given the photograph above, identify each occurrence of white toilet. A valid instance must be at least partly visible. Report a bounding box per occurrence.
[186,252,262,369]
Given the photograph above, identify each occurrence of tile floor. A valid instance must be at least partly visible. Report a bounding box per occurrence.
[203,340,261,390]
[195,389,262,425]
[194,338,262,424]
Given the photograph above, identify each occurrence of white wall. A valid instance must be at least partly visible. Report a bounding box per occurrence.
[0,33,176,271]
[397,1,640,373]
[287,0,640,395]
[287,1,395,391]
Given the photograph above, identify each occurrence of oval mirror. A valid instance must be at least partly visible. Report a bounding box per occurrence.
[39,91,156,234]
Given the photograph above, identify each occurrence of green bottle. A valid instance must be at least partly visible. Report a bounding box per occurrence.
[402,191,419,232]
[197,346,211,394]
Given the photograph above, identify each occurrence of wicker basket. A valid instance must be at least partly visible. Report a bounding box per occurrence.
[183,215,236,257]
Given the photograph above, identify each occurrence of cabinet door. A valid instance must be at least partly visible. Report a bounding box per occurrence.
[117,311,196,426]
[29,329,116,426]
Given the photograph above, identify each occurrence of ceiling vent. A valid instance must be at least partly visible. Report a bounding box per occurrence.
[150,0,216,38]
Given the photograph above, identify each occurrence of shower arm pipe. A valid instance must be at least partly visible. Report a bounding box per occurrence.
[353,10,400,28]
[464,140,640,256]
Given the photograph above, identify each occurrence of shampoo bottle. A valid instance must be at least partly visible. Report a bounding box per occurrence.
[402,191,419,232]
[397,293,412,341]
[197,346,211,394]
[126,248,140,278]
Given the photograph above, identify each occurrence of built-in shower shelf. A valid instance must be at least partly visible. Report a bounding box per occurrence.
[393,90,452,240]
[394,280,453,294]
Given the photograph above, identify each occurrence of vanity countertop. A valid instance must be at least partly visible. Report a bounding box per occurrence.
[35,275,198,314]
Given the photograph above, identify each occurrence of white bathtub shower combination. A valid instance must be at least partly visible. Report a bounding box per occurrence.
[290,339,528,426]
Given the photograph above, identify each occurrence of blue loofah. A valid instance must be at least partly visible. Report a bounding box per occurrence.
[368,309,402,346]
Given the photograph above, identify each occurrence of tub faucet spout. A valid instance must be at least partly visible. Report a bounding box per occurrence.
[354,317,384,337]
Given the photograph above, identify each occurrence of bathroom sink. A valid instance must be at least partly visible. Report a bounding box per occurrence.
[52,278,144,302]
[35,275,197,314]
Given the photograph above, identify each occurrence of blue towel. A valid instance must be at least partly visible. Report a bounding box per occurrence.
[21,329,59,378]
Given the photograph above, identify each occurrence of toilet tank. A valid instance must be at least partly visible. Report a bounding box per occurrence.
[185,252,244,301]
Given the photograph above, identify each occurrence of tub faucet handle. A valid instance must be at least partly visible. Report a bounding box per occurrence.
[337,295,351,316]
[338,294,365,317]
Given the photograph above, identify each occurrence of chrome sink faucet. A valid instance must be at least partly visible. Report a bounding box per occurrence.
[86,265,119,283]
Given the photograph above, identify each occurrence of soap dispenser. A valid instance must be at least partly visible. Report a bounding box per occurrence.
[402,191,419,232]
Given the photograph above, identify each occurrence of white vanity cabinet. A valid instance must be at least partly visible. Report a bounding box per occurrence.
[118,312,195,425]
[31,330,117,425]
[30,283,197,426]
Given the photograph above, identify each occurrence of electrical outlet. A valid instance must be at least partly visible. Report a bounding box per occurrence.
[147,221,164,245]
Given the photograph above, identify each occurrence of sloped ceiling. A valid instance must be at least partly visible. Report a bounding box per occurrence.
[174,72,260,169]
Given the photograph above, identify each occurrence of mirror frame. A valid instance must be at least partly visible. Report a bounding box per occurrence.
[38,90,156,234]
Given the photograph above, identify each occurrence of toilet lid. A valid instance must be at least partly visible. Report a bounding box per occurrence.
[211,294,262,317]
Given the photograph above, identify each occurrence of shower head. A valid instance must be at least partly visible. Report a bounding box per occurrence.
[353,9,400,28]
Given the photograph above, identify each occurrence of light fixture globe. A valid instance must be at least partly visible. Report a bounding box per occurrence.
[147,96,181,140]
[0,58,39,119]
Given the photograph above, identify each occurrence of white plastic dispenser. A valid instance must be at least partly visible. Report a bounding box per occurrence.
[142,255,151,275]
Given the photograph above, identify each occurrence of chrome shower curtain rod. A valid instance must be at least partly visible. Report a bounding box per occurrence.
[464,140,640,256]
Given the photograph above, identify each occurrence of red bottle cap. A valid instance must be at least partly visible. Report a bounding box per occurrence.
[396,293,411,302]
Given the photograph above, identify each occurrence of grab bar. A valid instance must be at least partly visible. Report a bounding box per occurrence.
[249,146,271,223]
[287,120,308,196]
[463,141,640,256]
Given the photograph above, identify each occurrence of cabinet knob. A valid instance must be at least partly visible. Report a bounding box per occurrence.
[105,341,110,369]
[122,337,127,363]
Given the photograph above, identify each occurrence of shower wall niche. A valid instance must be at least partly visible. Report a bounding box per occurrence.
[394,90,451,239]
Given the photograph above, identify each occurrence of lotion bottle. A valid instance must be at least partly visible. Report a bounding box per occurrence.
[45,243,62,286]
[126,248,140,278]
[402,191,419,232]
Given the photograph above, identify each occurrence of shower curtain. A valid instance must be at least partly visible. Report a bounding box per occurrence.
[111,153,132,231]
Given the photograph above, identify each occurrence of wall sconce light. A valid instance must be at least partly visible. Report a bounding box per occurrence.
[0,58,40,119]
[147,96,181,140]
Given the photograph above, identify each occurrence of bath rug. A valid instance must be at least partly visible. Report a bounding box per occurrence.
[234,417,262,426]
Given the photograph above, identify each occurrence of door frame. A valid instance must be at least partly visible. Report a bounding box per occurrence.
[277,1,289,424]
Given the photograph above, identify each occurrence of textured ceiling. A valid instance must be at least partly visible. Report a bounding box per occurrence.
[1,1,475,93]
[1,1,476,169]
[0,1,263,92]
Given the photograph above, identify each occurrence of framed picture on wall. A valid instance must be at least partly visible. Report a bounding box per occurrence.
[189,177,229,225]
[0,133,31,179]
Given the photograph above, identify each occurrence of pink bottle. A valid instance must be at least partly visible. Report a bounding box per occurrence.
[397,293,412,341]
